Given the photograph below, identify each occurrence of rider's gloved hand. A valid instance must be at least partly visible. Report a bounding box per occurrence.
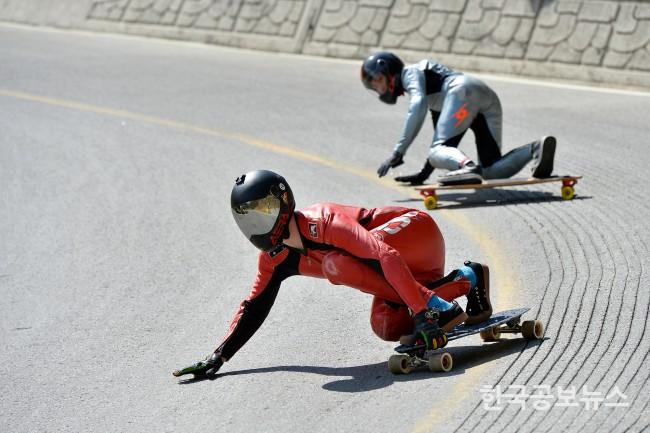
[173,351,224,379]
[394,160,434,185]
[202,352,224,377]
[377,151,404,177]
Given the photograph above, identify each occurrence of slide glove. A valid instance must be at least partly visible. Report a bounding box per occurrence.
[394,160,434,185]
[377,151,404,177]
[172,351,223,379]
[202,352,224,377]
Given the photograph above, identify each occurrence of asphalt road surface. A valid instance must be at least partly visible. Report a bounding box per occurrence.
[1,23,649,433]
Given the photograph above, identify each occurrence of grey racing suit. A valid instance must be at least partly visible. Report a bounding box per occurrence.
[394,60,533,178]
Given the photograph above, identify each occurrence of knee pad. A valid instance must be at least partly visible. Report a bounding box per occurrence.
[426,269,473,300]
[428,145,468,171]
[370,299,413,341]
[321,252,346,285]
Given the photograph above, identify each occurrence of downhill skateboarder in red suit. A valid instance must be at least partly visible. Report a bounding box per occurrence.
[176,170,492,377]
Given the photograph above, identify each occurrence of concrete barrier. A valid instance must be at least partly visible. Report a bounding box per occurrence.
[2,0,650,89]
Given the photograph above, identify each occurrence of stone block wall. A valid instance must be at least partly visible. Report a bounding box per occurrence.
[2,0,650,88]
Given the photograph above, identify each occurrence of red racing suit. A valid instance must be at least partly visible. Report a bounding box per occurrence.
[215,203,470,360]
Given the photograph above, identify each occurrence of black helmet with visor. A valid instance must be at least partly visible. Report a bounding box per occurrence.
[360,52,404,104]
[231,170,295,252]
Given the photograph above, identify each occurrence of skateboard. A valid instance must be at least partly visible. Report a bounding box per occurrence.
[414,175,582,210]
[388,308,544,374]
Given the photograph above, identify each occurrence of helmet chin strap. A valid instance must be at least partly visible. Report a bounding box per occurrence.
[388,74,396,93]
[389,73,405,98]
[379,74,402,105]
[282,223,291,240]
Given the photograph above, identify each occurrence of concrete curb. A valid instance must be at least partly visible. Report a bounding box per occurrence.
[2,0,649,89]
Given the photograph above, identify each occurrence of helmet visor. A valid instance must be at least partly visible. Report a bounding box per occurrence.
[361,70,375,90]
[231,194,281,239]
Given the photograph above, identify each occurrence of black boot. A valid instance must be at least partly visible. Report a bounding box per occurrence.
[530,136,556,178]
[413,309,451,349]
[437,301,468,332]
[463,261,493,325]
[399,309,449,349]
[395,160,435,185]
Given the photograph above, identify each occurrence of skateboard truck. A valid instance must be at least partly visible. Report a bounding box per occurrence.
[560,178,578,200]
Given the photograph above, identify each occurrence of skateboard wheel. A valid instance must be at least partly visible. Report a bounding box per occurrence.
[423,195,438,210]
[480,326,501,342]
[428,352,453,373]
[522,320,544,340]
[561,186,575,200]
[388,354,412,375]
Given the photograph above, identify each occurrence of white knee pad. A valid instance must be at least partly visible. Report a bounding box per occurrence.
[428,145,469,171]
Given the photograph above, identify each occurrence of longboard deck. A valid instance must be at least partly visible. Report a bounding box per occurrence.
[414,176,582,191]
[447,307,530,341]
[413,176,582,209]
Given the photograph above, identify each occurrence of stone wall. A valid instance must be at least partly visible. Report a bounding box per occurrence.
[2,0,650,88]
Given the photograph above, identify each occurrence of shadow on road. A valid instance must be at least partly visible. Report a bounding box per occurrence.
[177,338,545,392]
[444,337,545,370]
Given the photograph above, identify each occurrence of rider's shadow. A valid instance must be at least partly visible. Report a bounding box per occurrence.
[178,338,545,392]
[177,361,424,391]
[442,337,546,370]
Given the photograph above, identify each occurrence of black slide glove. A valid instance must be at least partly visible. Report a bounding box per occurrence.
[377,151,404,177]
[202,352,224,377]
[394,160,434,185]
[172,351,224,379]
